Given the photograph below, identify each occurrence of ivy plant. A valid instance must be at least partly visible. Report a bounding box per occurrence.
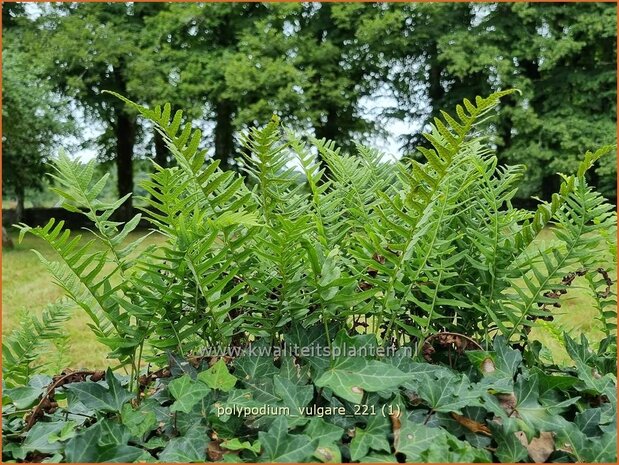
[2,332,616,463]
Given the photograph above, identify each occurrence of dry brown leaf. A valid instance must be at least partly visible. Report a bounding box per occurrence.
[497,392,517,416]
[451,412,492,437]
[207,440,227,461]
[527,432,555,463]
[390,410,402,447]
[481,357,496,374]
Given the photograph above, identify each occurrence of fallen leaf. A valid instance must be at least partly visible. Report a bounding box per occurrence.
[527,432,554,463]
[451,412,491,437]
[481,358,496,373]
[207,440,226,461]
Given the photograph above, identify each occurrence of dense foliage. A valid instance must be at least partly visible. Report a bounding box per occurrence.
[3,2,616,209]
[2,331,616,463]
[3,90,616,462]
[1,16,75,219]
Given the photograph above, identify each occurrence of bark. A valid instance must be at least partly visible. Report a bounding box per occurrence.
[115,108,136,221]
[15,185,25,224]
[214,99,234,171]
[313,107,338,179]
[427,44,446,121]
[2,226,14,249]
[154,129,168,168]
[112,63,136,221]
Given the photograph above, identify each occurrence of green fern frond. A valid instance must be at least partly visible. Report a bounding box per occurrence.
[2,301,71,387]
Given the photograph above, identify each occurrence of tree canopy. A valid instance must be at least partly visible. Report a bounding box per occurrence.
[2,2,616,211]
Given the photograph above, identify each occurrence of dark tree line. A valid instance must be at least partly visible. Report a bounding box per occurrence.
[3,2,616,220]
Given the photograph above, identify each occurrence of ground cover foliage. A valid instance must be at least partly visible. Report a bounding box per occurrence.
[2,91,617,462]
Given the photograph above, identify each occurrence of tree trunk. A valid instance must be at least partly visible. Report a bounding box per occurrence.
[214,99,234,171]
[2,226,14,249]
[313,107,338,179]
[14,185,25,224]
[427,44,446,122]
[154,129,168,168]
[115,108,136,221]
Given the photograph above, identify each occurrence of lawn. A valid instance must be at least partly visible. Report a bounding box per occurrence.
[2,229,165,369]
[2,227,615,370]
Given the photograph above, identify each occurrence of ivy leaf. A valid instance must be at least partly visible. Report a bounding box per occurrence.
[274,375,313,417]
[493,336,522,379]
[4,386,43,409]
[47,421,77,443]
[304,418,344,445]
[394,421,445,462]
[65,368,132,412]
[65,423,142,463]
[574,408,602,436]
[22,422,67,455]
[258,417,317,462]
[222,438,261,454]
[234,340,278,381]
[315,358,409,403]
[304,418,344,463]
[159,427,208,462]
[168,374,211,413]
[350,415,391,461]
[583,430,616,462]
[96,444,146,463]
[304,417,344,463]
[121,403,157,438]
[417,372,482,414]
[488,418,529,463]
[512,374,557,434]
[168,352,198,378]
[278,356,310,384]
[314,444,342,463]
[358,453,397,462]
[564,333,595,365]
[420,432,492,462]
[198,359,237,392]
[558,423,617,463]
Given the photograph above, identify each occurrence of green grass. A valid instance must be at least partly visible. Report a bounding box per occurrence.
[2,228,615,371]
[2,229,165,369]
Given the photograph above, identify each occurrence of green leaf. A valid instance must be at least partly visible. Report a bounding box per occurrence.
[358,453,397,462]
[4,386,43,409]
[258,417,318,462]
[417,372,483,414]
[222,438,261,454]
[168,374,211,413]
[121,403,157,438]
[273,375,313,423]
[47,421,77,443]
[394,421,446,462]
[489,418,529,463]
[159,427,208,462]
[197,359,237,392]
[65,369,133,412]
[22,422,67,455]
[315,358,409,403]
[350,415,391,461]
[304,418,344,445]
[65,423,143,463]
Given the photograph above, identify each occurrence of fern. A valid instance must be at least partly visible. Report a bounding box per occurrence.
[2,301,71,387]
[17,89,615,387]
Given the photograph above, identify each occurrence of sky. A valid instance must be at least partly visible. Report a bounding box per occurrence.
[69,95,420,163]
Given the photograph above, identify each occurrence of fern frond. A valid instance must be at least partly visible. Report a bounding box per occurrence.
[502,171,616,341]
[2,301,71,387]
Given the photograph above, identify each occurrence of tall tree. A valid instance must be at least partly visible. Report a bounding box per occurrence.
[435,2,616,200]
[33,3,156,219]
[2,20,74,221]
